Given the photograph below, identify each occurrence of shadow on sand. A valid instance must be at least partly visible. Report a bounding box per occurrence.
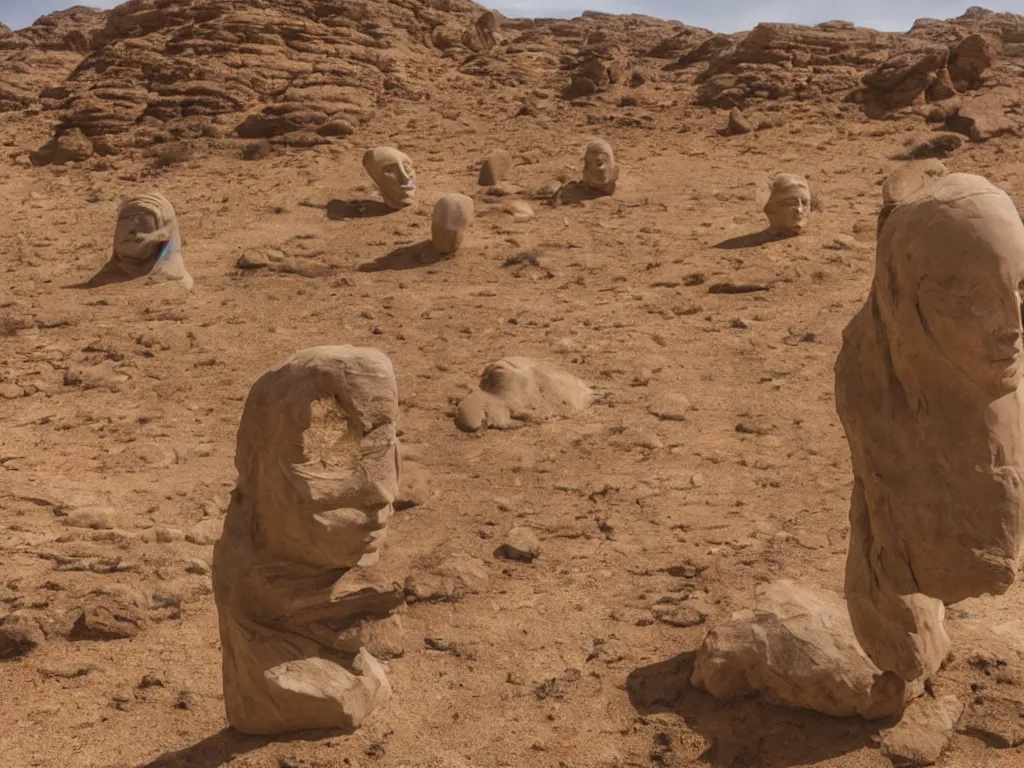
[326,199,396,220]
[713,229,790,250]
[626,652,886,768]
[137,727,345,767]
[554,181,609,205]
[357,241,449,272]
[137,728,266,767]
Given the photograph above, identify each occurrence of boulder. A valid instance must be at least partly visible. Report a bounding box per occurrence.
[881,695,964,766]
[859,45,950,112]
[691,581,916,719]
[948,33,1000,91]
[945,89,1022,141]
[479,150,513,186]
[30,128,93,166]
[725,107,753,135]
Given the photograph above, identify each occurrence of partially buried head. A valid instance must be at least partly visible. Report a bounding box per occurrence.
[582,139,618,194]
[878,173,1024,400]
[362,147,416,209]
[764,173,811,236]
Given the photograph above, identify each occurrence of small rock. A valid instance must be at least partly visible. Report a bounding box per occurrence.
[881,695,964,766]
[185,558,211,576]
[653,605,707,628]
[237,251,270,269]
[141,526,185,544]
[992,620,1024,657]
[186,518,223,545]
[495,526,541,563]
[396,456,431,510]
[647,392,692,421]
[959,687,1024,748]
[0,612,45,659]
[485,183,516,197]
[70,590,146,641]
[64,363,128,392]
[503,200,535,221]
[0,383,24,399]
[726,107,753,135]
[405,553,489,602]
[138,674,164,689]
[63,507,116,531]
[479,149,513,186]
[314,118,355,137]
[906,133,962,160]
[824,235,858,250]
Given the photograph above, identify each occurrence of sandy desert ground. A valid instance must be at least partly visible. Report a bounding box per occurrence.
[2,2,1024,767]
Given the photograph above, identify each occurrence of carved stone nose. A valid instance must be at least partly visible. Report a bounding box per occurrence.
[994,328,1021,344]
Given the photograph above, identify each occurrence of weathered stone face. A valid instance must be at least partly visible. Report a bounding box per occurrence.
[582,139,618,195]
[763,173,810,235]
[86,191,192,290]
[213,345,404,735]
[836,173,1024,682]
[363,147,416,209]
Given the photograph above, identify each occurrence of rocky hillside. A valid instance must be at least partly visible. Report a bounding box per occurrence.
[4,1,1023,161]
[0,6,105,113]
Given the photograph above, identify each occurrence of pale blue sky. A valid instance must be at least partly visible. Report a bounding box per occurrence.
[0,1,1016,34]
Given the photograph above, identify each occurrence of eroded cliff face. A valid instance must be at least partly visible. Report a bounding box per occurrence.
[2,2,1020,159]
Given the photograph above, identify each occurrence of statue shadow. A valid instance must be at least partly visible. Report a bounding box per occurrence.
[626,652,885,768]
[326,199,396,220]
[137,727,343,767]
[555,181,607,205]
[357,241,448,272]
[713,229,788,250]
[136,728,266,767]
[65,264,136,290]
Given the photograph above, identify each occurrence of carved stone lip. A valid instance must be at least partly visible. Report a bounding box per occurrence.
[991,347,1021,362]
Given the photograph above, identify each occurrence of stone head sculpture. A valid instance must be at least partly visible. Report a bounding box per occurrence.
[582,139,618,196]
[213,346,404,735]
[362,147,416,209]
[431,194,474,255]
[836,173,1024,683]
[86,191,193,290]
[878,159,948,235]
[763,173,811,236]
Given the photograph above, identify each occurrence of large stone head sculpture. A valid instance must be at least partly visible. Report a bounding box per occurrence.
[582,139,618,196]
[87,191,193,290]
[836,173,1024,682]
[763,173,811,236]
[229,345,400,569]
[362,147,416,209]
[213,346,403,735]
